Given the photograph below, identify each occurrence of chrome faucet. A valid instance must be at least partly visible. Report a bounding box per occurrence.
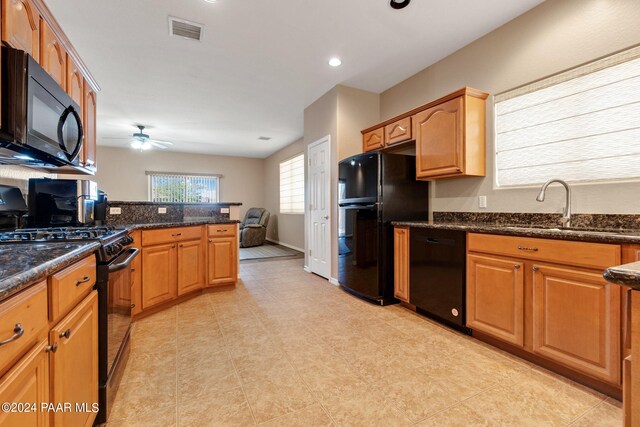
[536,179,572,228]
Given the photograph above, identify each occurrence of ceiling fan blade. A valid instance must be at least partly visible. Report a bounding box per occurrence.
[149,141,170,149]
[148,139,174,146]
[101,136,131,141]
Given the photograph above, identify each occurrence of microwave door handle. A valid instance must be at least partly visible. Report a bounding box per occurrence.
[57,106,84,162]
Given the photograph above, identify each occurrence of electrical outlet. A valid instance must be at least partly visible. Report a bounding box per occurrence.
[478,196,487,209]
[158,207,167,214]
[109,207,122,215]
[221,207,230,214]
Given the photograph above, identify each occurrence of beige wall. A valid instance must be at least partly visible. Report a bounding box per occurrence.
[303,85,380,279]
[263,138,305,251]
[380,0,640,215]
[94,146,265,219]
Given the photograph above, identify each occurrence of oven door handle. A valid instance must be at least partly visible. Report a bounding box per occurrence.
[108,248,139,273]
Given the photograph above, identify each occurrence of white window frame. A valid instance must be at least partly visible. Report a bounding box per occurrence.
[494,45,640,189]
[279,153,305,214]
[146,171,221,203]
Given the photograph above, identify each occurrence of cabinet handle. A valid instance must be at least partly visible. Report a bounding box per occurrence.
[172,233,182,237]
[76,276,91,286]
[131,303,136,309]
[59,329,71,339]
[514,264,520,269]
[532,266,539,271]
[517,246,539,252]
[46,343,58,353]
[217,229,227,233]
[179,244,183,247]
[209,239,213,243]
[456,167,461,172]
[131,268,135,272]
[0,323,24,346]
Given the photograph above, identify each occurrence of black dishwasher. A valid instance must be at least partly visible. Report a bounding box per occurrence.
[409,228,468,332]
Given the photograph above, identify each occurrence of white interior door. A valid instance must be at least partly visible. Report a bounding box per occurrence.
[308,137,331,279]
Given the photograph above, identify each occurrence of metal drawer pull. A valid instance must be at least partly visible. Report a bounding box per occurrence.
[517,246,539,252]
[532,266,539,271]
[172,233,182,237]
[76,276,91,286]
[0,323,24,346]
[46,343,58,353]
[217,229,227,232]
[59,328,71,339]
[514,264,520,269]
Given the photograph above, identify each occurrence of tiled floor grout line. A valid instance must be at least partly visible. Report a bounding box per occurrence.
[208,295,260,426]
[565,398,610,426]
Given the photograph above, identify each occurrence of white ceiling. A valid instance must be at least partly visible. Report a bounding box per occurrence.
[47,0,544,158]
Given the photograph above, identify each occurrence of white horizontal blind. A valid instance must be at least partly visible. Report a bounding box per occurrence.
[280,154,305,214]
[149,173,219,203]
[495,47,640,187]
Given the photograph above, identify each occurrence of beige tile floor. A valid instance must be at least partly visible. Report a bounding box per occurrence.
[106,258,622,426]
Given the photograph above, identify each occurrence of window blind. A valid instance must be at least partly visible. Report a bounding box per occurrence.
[495,46,640,187]
[280,154,305,214]
[148,173,219,203]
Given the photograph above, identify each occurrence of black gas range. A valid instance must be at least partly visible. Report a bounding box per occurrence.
[0,225,137,425]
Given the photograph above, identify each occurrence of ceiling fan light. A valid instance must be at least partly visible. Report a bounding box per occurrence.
[130,140,142,150]
[141,142,152,150]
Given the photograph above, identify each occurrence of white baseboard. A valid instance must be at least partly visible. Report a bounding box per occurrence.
[265,238,304,253]
[329,277,339,286]
[303,266,311,273]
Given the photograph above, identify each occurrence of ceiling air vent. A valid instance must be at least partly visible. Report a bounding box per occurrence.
[258,136,272,141]
[168,16,204,41]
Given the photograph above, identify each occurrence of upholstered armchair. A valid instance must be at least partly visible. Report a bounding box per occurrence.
[239,208,270,248]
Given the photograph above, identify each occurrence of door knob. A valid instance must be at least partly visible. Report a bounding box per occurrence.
[323,216,329,220]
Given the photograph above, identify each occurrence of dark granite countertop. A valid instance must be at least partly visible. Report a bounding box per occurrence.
[604,262,640,290]
[391,221,640,245]
[109,201,243,206]
[0,241,101,303]
[121,219,240,231]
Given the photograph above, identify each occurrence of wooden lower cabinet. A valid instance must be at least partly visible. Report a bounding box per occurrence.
[629,291,640,427]
[141,243,177,309]
[532,264,620,383]
[467,254,525,347]
[49,291,98,427]
[178,239,205,295]
[393,227,410,302]
[0,340,50,427]
[207,237,237,286]
[130,231,142,316]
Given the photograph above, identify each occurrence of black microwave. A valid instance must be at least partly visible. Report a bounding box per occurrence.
[0,46,83,167]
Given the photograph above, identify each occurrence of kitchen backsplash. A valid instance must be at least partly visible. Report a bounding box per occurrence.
[105,201,240,225]
[0,166,55,195]
[433,212,640,230]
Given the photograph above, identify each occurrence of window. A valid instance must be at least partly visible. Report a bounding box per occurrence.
[147,172,220,203]
[280,154,305,214]
[495,46,640,187]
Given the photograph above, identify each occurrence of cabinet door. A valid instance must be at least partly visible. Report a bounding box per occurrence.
[130,231,142,316]
[414,96,463,179]
[362,128,384,152]
[467,254,525,347]
[207,237,237,286]
[50,291,98,427]
[39,20,66,89]
[393,227,410,302]
[142,243,177,309]
[66,57,84,163]
[0,340,49,427]
[1,0,39,57]
[83,84,97,169]
[178,239,204,295]
[385,117,412,146]
[532,264,620,384]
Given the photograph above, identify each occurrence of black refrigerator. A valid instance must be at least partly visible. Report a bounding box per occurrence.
[338,152,429,305]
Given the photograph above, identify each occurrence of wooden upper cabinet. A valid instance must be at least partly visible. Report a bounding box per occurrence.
[66,57,84,113]
[1,0,40,57]
[39,20,66,89]
[0,340,50,427]
[531,263,620,384]
[49,291,98,427]
[414,89,487,180]
[83,83,97,169]
[385,117,412,146]
[393,227,410,303]
[467,253,525,347]
[363,128,384,152]
[177,239,205,295]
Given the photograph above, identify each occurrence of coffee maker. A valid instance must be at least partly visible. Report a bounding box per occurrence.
[27,178,98,227]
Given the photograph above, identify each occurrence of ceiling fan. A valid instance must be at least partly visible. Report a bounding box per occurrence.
[103,125,175,151]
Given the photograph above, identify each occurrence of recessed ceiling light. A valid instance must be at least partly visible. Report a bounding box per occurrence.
[328,57,342,67]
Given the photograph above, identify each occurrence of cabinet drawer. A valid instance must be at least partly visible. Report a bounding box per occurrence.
[0,282,48,376]
[468,233,620,269]
[208,224,237,237]
[49,255,96,322]
[142,226,202,246]
[385,117,412,146]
